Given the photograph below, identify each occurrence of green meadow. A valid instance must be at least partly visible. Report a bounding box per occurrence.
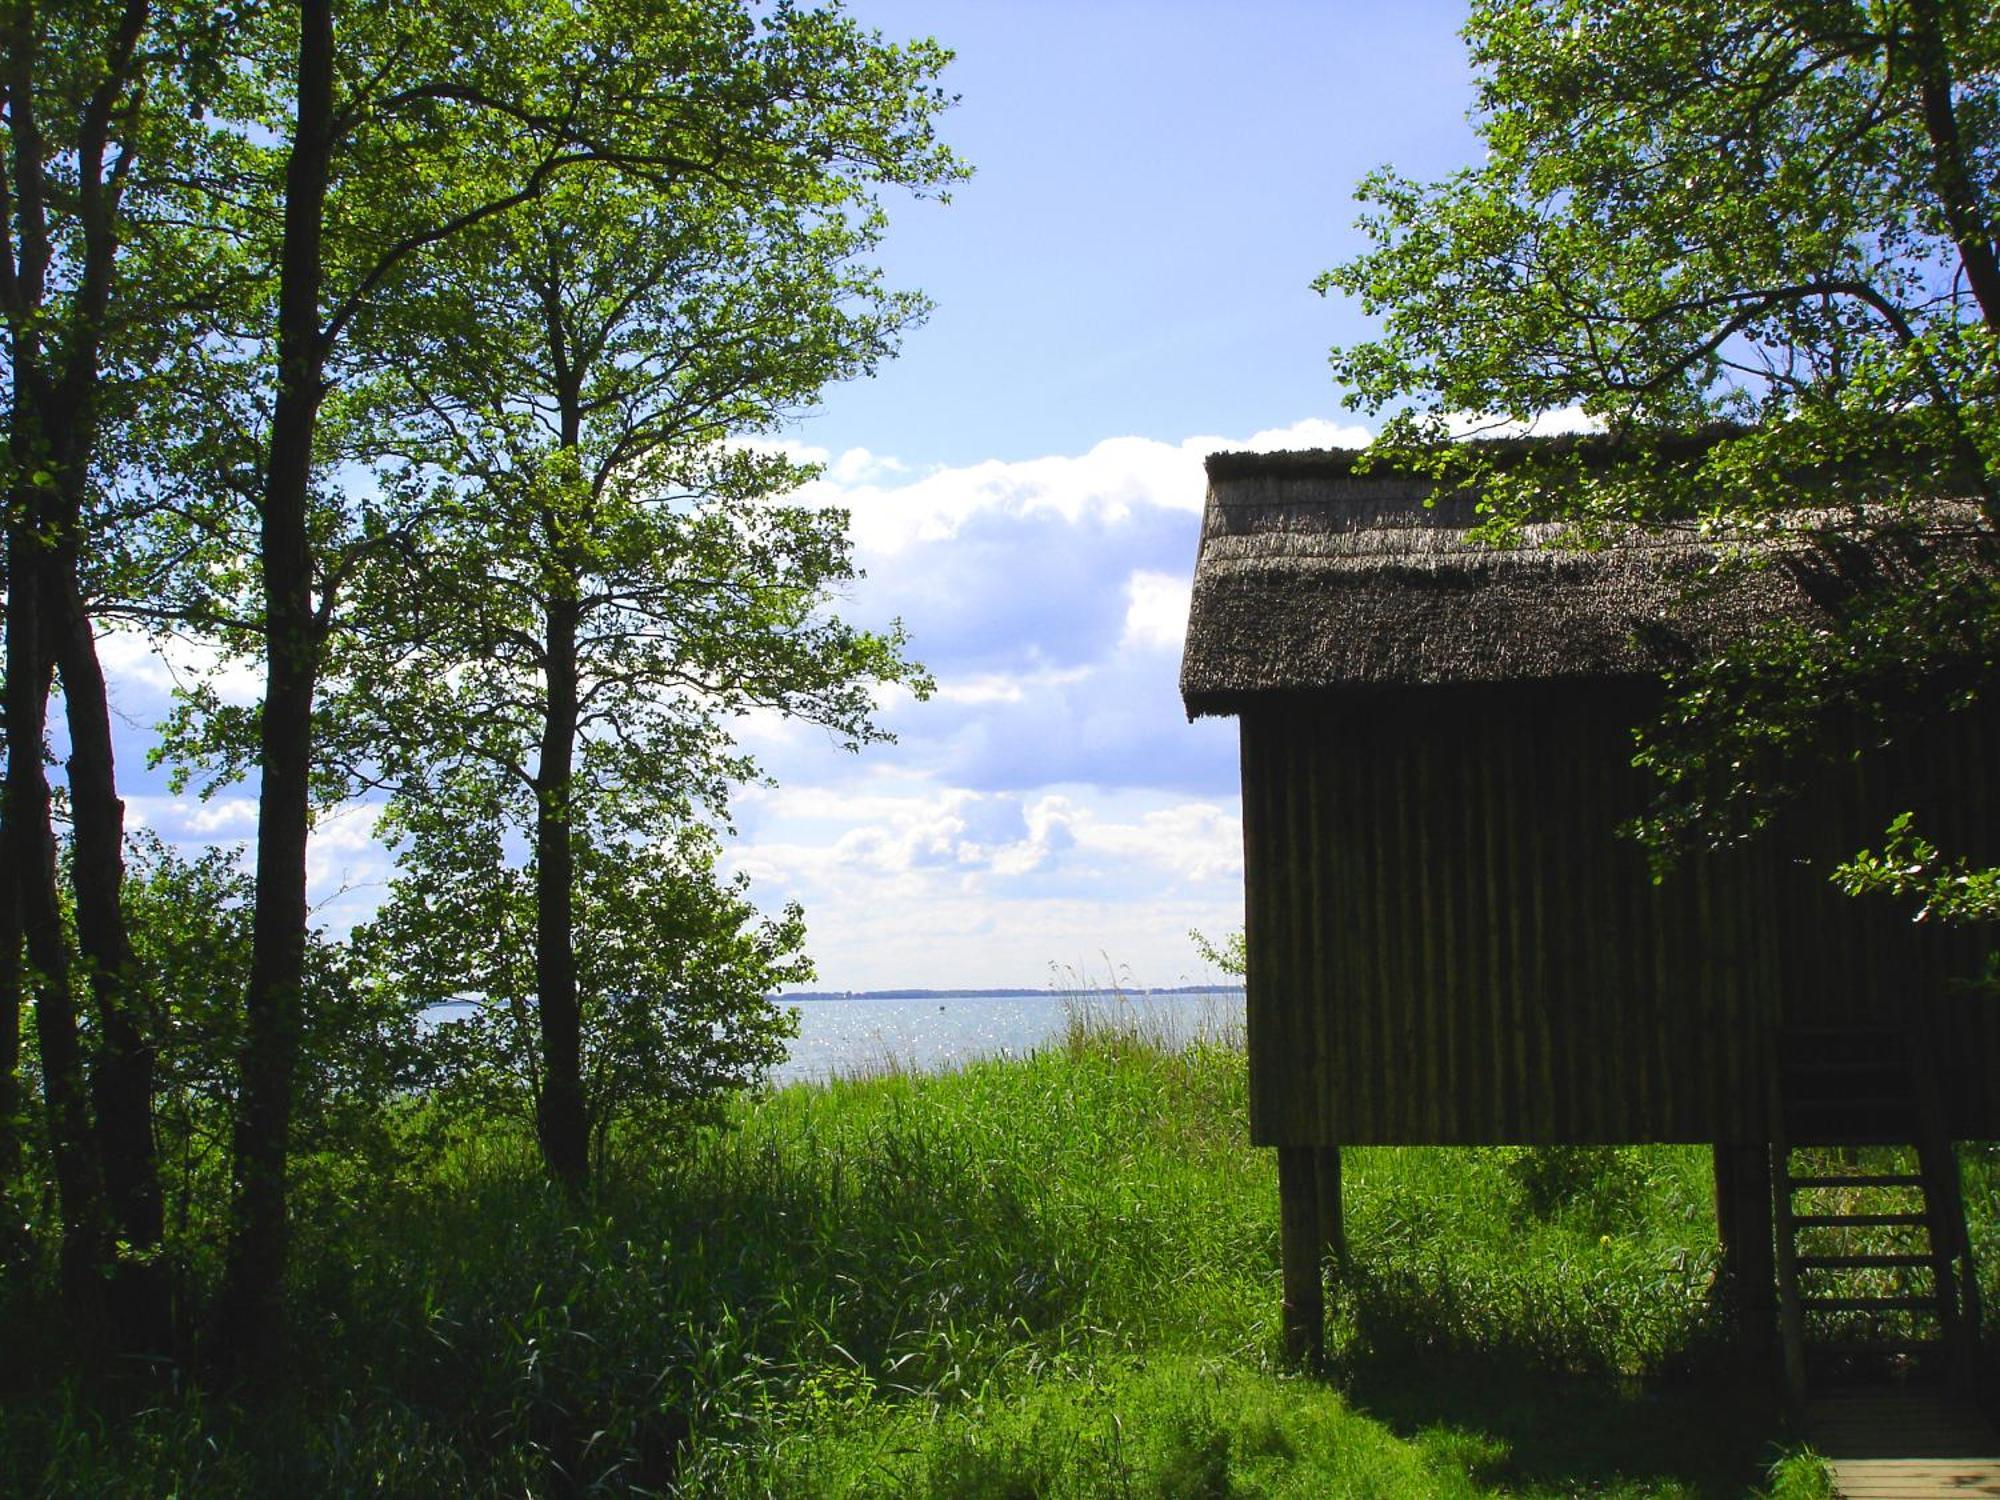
[1,1012,1898,1497]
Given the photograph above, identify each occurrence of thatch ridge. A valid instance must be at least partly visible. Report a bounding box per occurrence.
[1201,423,1752,484]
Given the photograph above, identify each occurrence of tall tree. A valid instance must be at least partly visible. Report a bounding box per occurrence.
[203,0,959,1370]
[1321,0,1999,884]
[335,154,945,1190]
[0,0,243,1338]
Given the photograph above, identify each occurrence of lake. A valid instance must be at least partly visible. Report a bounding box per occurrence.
[770,988,1245,1086]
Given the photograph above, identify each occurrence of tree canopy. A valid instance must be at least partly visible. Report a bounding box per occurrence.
[1321,0,2000,896]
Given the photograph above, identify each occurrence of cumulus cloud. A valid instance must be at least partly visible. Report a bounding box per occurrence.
[800,416,1369,559]
[1120,570,1191,653]
[726,775,1244,987]
[93,626,263,709]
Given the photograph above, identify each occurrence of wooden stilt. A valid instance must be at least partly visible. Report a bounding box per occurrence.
[1714,1140,1777,1369]
[1277,1145,1324,1369]
[1313,1145,1347,1274]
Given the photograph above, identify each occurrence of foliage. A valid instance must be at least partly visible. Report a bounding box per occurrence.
[1497,1145,1649,1232]
[1835,808,2000,919]
[356,809,807,1167]
[1320,0,2000,903]
[1190,926,1248,978]
[118,834,422,1250]
[1763,1450,1838,1500]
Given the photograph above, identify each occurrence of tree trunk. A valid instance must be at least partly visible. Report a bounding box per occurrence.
[54,564,169,1350]
[4,507,110,1319]
[215,0,334,1381]
[534,592,589,1194]
[0,791,19,1210]
[0,0,160,1329]
[1906,0,2000,333]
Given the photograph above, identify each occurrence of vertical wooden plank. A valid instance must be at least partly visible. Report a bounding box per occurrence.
[1484,711,1519,1140]
[1361,710,1394,1144]
[1338,712,1373,1142]
[1583,704,1620,1142]
[1505,709,1545,1141]
[1288,724,1320,1144]
[1241,716,1275,1146]
[1456,714,1490,1142]
[1541,703,1582,1140]
[1400,731,1428,1140]
[1414,725,1445,1138]
[1437,724,1468,1140]
[1383,723,1414,1141]
[1304,722,1334,1145]
[1280,717,1311,1144]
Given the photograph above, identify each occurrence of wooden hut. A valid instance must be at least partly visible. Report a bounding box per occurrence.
[1179,445,2000,1386]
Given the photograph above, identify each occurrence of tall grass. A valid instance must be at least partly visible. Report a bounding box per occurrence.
[2,1019,1837,1497]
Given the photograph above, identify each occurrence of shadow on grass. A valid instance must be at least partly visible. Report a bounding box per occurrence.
[1330,1264,1792,1498]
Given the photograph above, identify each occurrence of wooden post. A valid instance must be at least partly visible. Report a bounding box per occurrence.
[1713,1141,1776,1369]
[1277,1146,1324,1368]
[1313,1145,1347,1274]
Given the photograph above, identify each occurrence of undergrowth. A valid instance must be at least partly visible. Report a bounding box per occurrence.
[1,1027,1845,1497]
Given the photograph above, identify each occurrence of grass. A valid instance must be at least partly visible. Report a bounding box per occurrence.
[0,1020,1848,1497]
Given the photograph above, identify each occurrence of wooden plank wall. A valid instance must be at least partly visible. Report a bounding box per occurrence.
[1240,686,2000,1148]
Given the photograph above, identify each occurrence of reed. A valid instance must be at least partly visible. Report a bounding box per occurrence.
[1,1026,1846,1497]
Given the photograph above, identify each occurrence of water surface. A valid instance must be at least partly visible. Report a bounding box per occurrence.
[771,989,1244,1086]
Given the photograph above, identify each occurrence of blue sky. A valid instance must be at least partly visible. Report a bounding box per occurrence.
[720,1,1486,989]
[109,2,1487,992]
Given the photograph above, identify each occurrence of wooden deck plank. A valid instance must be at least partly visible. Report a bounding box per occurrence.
[1807,1392,2000,1498]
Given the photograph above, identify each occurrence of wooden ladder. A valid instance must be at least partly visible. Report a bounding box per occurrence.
[1771,1025,1980,1415]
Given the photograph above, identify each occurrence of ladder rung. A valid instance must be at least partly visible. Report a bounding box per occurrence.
[1788,1174,1924,1190]
[1803,1337,1941,1355]
[1794,1212,1929,1228]
[1800,1295,1938,1313]
[1796,1253,1934,1271]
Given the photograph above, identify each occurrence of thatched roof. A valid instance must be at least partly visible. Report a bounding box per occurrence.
[1179,446,1957,719]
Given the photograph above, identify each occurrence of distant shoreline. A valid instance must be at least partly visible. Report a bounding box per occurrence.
[772,985,1246,1002]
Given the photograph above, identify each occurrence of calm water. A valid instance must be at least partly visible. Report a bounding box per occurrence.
[770,990,1245,1086]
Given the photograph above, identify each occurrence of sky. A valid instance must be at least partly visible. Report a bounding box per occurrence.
[108,2,1488,993]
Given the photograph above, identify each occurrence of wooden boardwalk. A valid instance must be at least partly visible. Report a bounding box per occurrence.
[1807,1392,2000,1497]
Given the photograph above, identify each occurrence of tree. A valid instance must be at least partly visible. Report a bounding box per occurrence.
[330,102,949,1192]
[158,0,959,1366]
[357,805,807,1175]
[0,0,250,1342]
[1321,0,2000,888]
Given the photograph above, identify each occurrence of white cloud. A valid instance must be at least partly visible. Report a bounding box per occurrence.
[819,418,1368,559]
[1232,417,1375,452]
[185,797,260,836]
[1444,405,1602,440]
[306,802,392,930]
[1069,800,1242,882]
[93,626,264,709]
[1120,570,1191,653]
[934,664,1092,706]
